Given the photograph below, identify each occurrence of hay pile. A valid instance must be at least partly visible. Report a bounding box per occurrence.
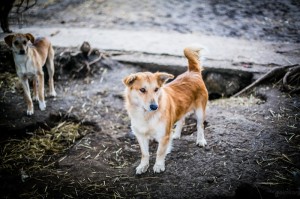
[0,72,19,95]
[213,94,265,108]
[1,121,89,171]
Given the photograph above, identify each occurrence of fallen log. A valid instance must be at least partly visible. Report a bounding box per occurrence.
[233,64,299,97]
[282,65,300,91]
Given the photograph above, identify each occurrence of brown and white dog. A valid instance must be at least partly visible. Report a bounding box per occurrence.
[4,33,57,115]
[123,46,208,174]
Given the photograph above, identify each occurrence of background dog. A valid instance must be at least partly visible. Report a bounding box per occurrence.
[4,33,57,115]
[123,46,208,174]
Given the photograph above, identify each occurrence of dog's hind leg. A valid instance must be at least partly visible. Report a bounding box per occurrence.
[173,117,185,139]
[37,72,46,111]
[32,77,39,101]
[195,107,207,147]
[46,45,56,97]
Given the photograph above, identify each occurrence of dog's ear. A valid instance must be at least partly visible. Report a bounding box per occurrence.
[123,74,138,87]
[25,33,35,44]
[156,72,174,85]
[4,35,14,47]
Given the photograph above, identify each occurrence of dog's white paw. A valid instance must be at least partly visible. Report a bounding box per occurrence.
[27,109,34,115]
[136,163,149,175]
[39,101,46,111]
[153,163,165,173]
[172,133,181,139]
[32,95,39,101]
[49,90,57,97]
[196,138,207,147]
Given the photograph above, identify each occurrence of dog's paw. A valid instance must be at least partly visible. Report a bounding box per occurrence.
[196,138,207,147]
[136,163,149,175]
[32,95,39,101]
[27,109,34,115]
[153,163,165,173]
[172,133,181,139]
[39,101,46,111]
[48,90,57,97]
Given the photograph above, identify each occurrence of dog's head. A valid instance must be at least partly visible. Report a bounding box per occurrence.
[123,72,174,112]
[4,33,35,55]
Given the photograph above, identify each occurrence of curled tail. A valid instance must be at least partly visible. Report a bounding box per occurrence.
[184,46,204,72]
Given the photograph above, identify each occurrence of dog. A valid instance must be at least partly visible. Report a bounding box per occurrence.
[123,46,208,174]
[4,33,57,115]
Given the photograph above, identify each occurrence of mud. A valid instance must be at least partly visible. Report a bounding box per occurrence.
[21,0,300,43]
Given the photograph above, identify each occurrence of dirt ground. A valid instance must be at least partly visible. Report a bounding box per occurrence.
[20,0,300,43]
[1,0,300,198]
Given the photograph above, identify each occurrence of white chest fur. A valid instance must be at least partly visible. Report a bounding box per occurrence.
[14,54,37,78]
[130,109,165,141]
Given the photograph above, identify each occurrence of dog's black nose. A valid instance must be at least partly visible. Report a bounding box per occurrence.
[150,104,158,111]
[19,50,25,55]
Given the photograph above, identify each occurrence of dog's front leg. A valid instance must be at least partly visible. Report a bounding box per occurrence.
[20,78,33,115]
[153,134,172,173]
[135,133,150,174]
[37,72,46,111]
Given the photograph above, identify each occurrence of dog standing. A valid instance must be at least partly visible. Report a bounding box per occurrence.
[4,33,57,115]
[123,46,208,174]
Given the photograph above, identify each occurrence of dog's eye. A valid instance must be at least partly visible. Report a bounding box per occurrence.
[23,41,27,45]
[14,41,19,45]
[139,88,146,93]
[154,88,159,92]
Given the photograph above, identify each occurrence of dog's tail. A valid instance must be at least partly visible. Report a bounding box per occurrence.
[184,46,204,72]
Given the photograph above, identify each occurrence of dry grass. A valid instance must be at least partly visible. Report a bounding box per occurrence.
[0,119,141,198]
[1,121,88,171]
[256,106,300,188]
[257,152,299,186]
[212,94,264,107]
[0,72,19,96]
